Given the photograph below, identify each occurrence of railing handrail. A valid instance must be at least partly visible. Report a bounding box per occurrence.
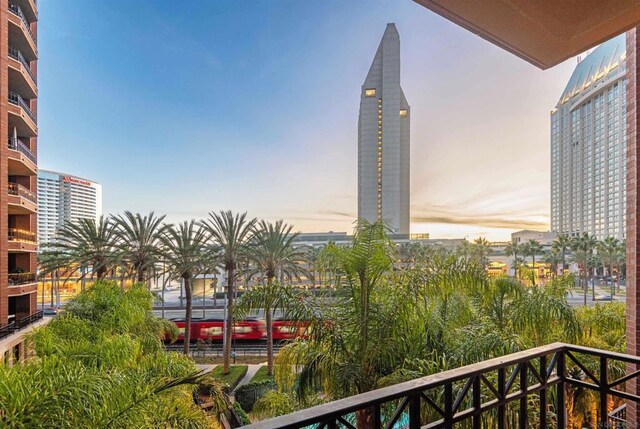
[8,2,36,46]
[8,182,36,203]
[243,342,640,429]
[7,136,36,164]
[0,310,43,340]
[8,46,36,83]
[8,272,37,285]
[8,90,36,122]
[8,227,36,243]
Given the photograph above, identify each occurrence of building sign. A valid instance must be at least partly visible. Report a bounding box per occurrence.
[62,176,93,187]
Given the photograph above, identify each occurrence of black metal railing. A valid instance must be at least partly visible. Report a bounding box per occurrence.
[0,310,43,341]
[8,272,36,286]
[8,2,36,45]
[8,46,36,83]
[8,227,36,244]
[7,136,36,163]
[8,91,36,122]
[8,182,36,203]
[244,343,640,429]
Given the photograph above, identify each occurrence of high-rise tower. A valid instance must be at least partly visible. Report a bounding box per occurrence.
[550,34,626,240]
[358,23,410,235]
[1,0,39,327]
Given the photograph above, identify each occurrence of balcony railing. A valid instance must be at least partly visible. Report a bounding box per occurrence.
[8,228,36,244]
[0,310,42,341]
[8,272,36,286]
[7,136,36,164]
[8,182,36,203]
[8,91,36,122]
[245,343,640,429]
[8,2,36,45]
[8,46,36,83]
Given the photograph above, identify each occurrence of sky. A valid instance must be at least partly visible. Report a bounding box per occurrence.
[37,0,579,241]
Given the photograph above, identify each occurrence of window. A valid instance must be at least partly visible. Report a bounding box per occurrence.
[365,88,376,97]
[399,109,408,117]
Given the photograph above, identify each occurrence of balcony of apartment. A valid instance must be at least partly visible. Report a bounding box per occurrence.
[7,182,36,215]
[8,91,37,136]
[8,47,37,99]
[8,227,36,252]
[7,137,36,176]
[0,309,43,343]
[247,343,638,429]
[8,1,37,60]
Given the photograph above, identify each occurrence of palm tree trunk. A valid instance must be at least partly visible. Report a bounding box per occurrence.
[184,276,192,355]
[223,267,234,374]
[532,255,536,285]
[266,305,274,376]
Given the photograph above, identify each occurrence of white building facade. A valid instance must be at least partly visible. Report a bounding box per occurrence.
[358,23,410,235]
[37,170,103,245]
[550,34,627,240]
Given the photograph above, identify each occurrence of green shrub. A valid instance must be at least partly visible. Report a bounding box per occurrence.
[233,401,251,426]
[235,380,277,412]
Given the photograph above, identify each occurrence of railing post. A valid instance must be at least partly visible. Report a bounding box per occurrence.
[539,355,547,429]
[600,356,608,425]
[473,375,481,429]
[498,367,505,429]
[410,392,422,429]
[373,403,381,429]
[557,351,565,429]
[519,362,527,429]
[443,382,453,428]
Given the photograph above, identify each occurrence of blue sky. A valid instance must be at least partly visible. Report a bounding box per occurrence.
[38,0,578,240]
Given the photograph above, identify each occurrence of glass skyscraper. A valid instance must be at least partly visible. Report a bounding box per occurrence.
[358,23,410,235]
[551,34,627,240]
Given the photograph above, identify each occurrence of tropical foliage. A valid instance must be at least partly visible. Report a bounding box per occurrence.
[0,282,222,428]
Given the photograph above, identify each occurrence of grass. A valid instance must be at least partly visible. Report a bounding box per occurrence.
[249,366,275,384]
[210,365,249,391]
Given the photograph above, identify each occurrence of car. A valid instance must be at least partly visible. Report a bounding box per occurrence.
[43,307,58,316]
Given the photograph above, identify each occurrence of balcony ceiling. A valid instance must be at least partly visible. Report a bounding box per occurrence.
[413,0,640,69]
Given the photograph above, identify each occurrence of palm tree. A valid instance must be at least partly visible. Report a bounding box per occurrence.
[240,219,308,375]
[598,237,623,295]
[52,216,118,281]
[471,237,492,266]
[552,234,572,274]
[112,211,169,284]
[571,233,598,305]
[202,210,257,374]
[160,220,210,354]
[544,250,561,279]
[503,241,522,277]
[524,240,543,285]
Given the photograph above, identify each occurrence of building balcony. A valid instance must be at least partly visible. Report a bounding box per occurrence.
[8,46,37,99]
[8,2,37,60]
[0,310,42,342]
[11,0,37,24]
[8,183,36,215]
[8,228,36,252]
[245,343,639,429]
[8,92,37,137]
[7,137,36,176]
[8,272,36,287]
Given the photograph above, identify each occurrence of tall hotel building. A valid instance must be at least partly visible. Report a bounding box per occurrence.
[0,0,38,327]
[37,170,103,246]
[358,23,410,235]
[550,34,627,240]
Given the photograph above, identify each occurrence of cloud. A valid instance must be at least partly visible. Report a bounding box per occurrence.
[411,214,548,230]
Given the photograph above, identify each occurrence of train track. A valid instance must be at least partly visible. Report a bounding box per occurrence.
[165,342,284,357]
